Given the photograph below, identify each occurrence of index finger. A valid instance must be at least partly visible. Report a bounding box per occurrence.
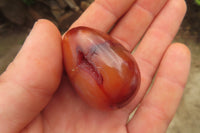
[70,0,136,31]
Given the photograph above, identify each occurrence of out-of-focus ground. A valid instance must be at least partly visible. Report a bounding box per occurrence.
[0,0,200,133]
[0,30,27,72]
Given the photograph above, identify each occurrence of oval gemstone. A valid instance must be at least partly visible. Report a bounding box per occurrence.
[62,27,140,109]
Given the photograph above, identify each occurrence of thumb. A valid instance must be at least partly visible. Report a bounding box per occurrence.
[0,19,62,133]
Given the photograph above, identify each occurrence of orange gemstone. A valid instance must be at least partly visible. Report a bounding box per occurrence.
[62,27,140,109]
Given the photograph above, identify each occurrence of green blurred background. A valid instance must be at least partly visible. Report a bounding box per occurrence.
[0,0,199,132]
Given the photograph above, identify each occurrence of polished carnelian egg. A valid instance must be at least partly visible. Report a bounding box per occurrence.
[62,27,140,109]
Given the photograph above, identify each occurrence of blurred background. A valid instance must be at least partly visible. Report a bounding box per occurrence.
[0,0,199,132]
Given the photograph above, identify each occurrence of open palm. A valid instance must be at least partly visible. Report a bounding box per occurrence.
[0,0,190,133]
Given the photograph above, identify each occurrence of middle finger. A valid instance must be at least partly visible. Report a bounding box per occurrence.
[110,0,168,51]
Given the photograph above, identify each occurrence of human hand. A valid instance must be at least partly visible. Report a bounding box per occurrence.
[0,0,191,133]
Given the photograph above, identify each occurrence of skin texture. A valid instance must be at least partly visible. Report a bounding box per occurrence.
[0,0,190,133]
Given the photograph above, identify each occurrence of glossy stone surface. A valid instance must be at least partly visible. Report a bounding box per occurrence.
[62,26,140,109]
